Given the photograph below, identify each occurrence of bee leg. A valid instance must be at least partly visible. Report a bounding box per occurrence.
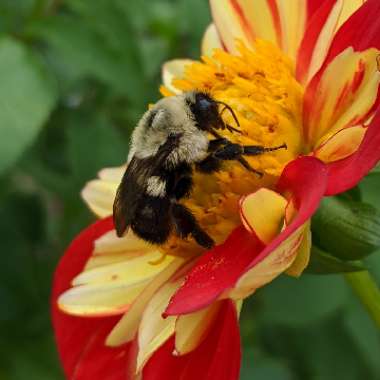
[196,155,222,174]
[213,142,287,159]
[242,143,287,156]
[171,203,215,249]
[211,142,286,176]
[173,175,193,200]
[236,157,263,177]
[208,138,229,152]
[225,124,241,134]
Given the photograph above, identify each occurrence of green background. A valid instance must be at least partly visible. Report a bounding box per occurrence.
[0,1,379,379]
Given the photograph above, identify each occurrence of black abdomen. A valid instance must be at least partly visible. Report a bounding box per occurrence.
[131,195,172,244]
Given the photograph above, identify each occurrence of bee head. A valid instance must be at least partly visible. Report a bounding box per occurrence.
[186,91,239,133]
[186,92,222,132]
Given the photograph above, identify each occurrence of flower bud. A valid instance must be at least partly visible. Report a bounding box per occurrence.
[312,197,380,260]
[306,245,365,274]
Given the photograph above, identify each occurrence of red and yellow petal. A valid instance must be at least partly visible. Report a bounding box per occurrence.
[58,229,176,318]
[52,217,135,380]
[302,0,380,148]
[230,222,309,298]
[314,124,366,163]
[303,47,380,148]
[324,0,380,65]
[326,109,380,195]
[285,224,311,277]
[174,301,222,356]
[136,281,180,372]
[106,257,186,347]
[165,157,328,315]
[210,0,344,60]
[209,0,254,54]
[231,157,327,297]
[143,301,241,380]
[297,0,365,85]
[164,226,264,316]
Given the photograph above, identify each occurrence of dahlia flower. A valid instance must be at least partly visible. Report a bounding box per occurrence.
[53,1,380,379]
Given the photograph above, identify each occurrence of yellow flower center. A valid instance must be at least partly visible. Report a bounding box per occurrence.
[161,40,303,256]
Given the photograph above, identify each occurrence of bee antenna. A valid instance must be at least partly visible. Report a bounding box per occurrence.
[216,101,240,128]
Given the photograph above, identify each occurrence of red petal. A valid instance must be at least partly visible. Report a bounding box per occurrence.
[244,156,328,269]
[326,109,380,195]
[302,1,380,144]
[307,0,329,19]
[144,300,241,380]
[296,0,340,83]
[325,0,380,63]
[52,217,135,380]
[164,227,264,316]
[166,157,328,316]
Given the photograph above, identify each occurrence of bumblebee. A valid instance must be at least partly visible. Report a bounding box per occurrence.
[113,91,286,248]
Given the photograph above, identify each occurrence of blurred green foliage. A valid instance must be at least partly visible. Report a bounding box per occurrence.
[0,1,379,379]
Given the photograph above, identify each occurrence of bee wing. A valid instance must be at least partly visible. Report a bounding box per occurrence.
[113,133,182,237]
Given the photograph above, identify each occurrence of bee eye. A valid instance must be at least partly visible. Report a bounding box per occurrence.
[198,98,211,111]
[195,94,215,114]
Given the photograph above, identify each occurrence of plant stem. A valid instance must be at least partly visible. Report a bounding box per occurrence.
[345,271,380,328]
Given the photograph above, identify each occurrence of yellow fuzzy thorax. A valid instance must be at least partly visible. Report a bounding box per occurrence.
[161,40,303,256]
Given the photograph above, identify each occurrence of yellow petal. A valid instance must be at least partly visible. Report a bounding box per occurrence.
[72,250,175,286]
[337,0,366,30]
[81,166,124,218]
[136,281,180,372]
[106,257,186,347]
[276,0,307,60]
[306,47,380,148]
[303,0,344,85]
[94,230,150,255]
[229,223,308,299]
[98,165,125,181]
[286,222,311,277]
[85,230,153,270]
[58,280,148,317]
[162,59,195,95]
[59,251,176,317]
[201,23,223,56]
[240,188,287,244]
[210,0,253,54]
[232,0,280,46]
[81,179,117,218]
[174,302,221,356]
[85,252,144,271]
[314,125,366,163]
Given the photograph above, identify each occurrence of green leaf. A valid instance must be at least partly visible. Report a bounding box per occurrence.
[30,10,144,100]
[0,335,64,380]
[241,348,294,380]
[312,197,380,260]
[360,174,380,211]
[306,245,366,274]
[369,163,380,175]
[257,274,348,326]
[0,37,57,175]
[66,112,127,184]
